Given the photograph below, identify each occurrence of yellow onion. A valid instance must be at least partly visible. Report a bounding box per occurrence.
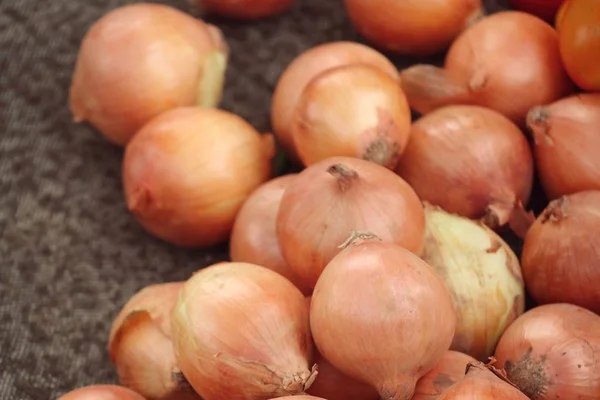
[412,351,477,400]
[421,204,525,361]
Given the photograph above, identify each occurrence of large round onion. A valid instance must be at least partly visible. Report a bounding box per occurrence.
[527,93,600,199]
[277,156,425,291]
[412,351,477,400]
[421,205,525,361]
[395,105,534,229]
[494,303,600,399]
[70,3,228,146]
[521,191,600,313]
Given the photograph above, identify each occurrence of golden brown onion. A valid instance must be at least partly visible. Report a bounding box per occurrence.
[412,351,477,400]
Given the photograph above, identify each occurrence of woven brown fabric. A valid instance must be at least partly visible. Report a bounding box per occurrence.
[1,0,521,399]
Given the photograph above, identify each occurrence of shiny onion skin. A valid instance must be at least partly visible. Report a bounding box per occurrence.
[400,11,572,125]
[344,0,484,56]
[70,3,228,146]
[123,107,274,248]
[412,351,477,400]
[195,0,297,20]
[509,0,566,21]
[58,385,146,400]
[307,351,380,400]
[291,64,411,169]
[527,94,600,200]
[229,174,308,294]
[521,191,600,313]
[277,157,425,291]
[310,234,456,400]
[494,304,600,399]
[558,0,600,91]
[437,362,529,400]
[421,205,525,361]
[396,106,534,229]
[170,262,316,400]
[271,42,399,162]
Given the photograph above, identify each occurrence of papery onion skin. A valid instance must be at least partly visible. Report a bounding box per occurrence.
[170,262,315,400]
[421,205,525,361]
[123,107,274,248]
[310,234,456,400]
[58,385,146,400]
[277,157,425,290]
[344,0,484,56]
[70,3,228,146]
[396,105,534,229]
[494,303,600,400]
[196,0,297,20]
[400,11,572,125]
[412,351,477,400]
[291,64,411,169]
[437,362,529,400]
[229,174,309,294]
[271,42,399,162]
[527,93,600,200]
[521,191,600,313]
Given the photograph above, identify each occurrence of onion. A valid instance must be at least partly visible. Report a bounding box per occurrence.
[400,11,572,125]
[527,93,600,199]
[291,64,411,169]
[310,232,456,400]
[229,174,308,294]
[437,362,529,400]
[277,156,425,290]
[170,262,317,400]
[344,0,484,56]
[412,351,477,400]
[520,191,600,313]
[70,3,228,146]
[494,303,600,399]
[509,0,566,21]
[421,205,525,361]
[271,42,399,162]
[195,0,297,19]
[123,107,274,248]
[270,397,326,400]
[307,351,379,400]
[58,385,146,400]
[108,283,198,400]
[395,105,534,229]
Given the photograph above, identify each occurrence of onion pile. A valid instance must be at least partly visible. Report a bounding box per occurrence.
[277,157,425,290]
[70,3,228,146]
[400,11,572,125]
[421,205,525,361]
[494,303,600,399]
[521,191,600,313]
[310,233,457,400]
[396,105,534,229]
[195,0,297,20]
[527,93,600,199]
[412,351,477,400]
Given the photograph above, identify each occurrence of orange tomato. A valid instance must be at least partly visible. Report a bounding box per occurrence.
[558,0,600,91]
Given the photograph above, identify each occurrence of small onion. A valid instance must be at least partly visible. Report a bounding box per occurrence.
[123,107,274,248]
[229,174,308,294]
[437,362,529,400]
[412,351,477,400]
[344,0,484,56]
[70,3,228,146]
[494,303,600,399]
[195,0,297,20]
[310,232,456,400]
[271,42,399,162]
[170,262,316,400]
[291,64,412,169]
[527,93,600,200]
[58,385,146,400]
[400,11,572,125]
[421,205,525,361]
[521,191,600,313]
[277,156,425,290]
[395,106,534,229]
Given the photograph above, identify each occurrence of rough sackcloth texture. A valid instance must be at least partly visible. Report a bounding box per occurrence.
[0,0,536,399]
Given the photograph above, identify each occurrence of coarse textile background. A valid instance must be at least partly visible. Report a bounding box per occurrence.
[1,0,517,399]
